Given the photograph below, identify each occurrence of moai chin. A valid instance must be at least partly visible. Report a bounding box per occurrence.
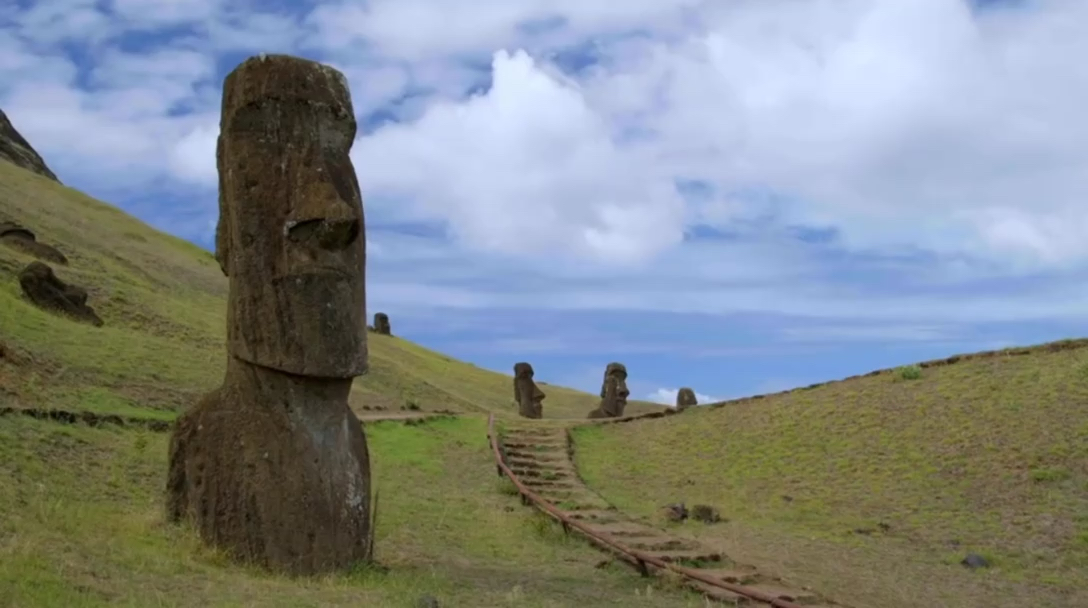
[166,54,373,576]
[588,362,629,419]
[513,362,545,419]
[676,387,698,410]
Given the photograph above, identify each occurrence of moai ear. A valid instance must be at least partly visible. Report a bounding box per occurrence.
[213,134,231,277]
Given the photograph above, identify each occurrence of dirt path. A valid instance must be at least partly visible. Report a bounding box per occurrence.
[496,422,841,607]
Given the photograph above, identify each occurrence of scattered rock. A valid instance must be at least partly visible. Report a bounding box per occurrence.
[0,108,60,182]
[661,503,688,522]
[961,553,990,569]
[781,495,794,503]
[372,312,391,335]
[676,387,698,410]
[690,504,721,523]
[587,362,629,419]
[0,222,68,265]
[416,595,440,608]
[18,261,102,326]
[513,361,545,419]
[166,54,374,576]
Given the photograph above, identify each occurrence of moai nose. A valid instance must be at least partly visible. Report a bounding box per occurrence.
[287,217,360,251]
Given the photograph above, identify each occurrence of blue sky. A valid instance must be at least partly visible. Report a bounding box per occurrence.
[3,0,1088,405]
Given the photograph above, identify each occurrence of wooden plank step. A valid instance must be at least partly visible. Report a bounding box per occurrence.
[686,567,761,585]
[741,585,822,605]
[644,548,723,563]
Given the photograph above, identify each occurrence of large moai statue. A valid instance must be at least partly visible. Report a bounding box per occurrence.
[372,312,391,335]
[676,387,698,410]
[166,54,374,576]
[512,362,545,419]
[588,362,629,419]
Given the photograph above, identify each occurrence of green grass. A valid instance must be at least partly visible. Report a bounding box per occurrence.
[571,340,1088,608]
[0,415,709,607]
[0,161,661,420]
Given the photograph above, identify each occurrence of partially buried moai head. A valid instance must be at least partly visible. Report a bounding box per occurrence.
[513,362,546,415]
[214,55,366,379]
[600,362,629,411]
[676,387,698,409]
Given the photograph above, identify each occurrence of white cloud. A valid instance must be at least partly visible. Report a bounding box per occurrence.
[648,388,717,407]
[354,49,686,263]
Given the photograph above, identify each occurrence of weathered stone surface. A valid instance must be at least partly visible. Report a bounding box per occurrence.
[661,503,688,522]
[587,362,629,419]
[513,361,545,419]
[372,312,391,335]
[0,222,68,265]
[690,504,721,523]
[0,109,59,182]
[18,261,102,326]
[167,54,373,576]
[676,387,698,410]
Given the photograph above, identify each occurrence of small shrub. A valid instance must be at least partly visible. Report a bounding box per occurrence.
[898,365,923,381]
[405,400,420,411]
[1030,467,1071,483]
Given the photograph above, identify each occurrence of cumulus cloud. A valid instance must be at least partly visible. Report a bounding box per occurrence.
[648,388,718,407]
[354,49,686,262]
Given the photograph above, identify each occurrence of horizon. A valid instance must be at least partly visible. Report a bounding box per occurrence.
[3,0,1086,404]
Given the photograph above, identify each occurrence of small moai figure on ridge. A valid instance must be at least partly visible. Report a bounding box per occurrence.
[587,362,629,419]
[676,387,698,410]
[513,361,545,419]
[372,312,391,335]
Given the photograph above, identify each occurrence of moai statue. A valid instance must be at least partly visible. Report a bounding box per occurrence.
[373,312,391,335]
[1,221,68,265]
[676,387,698,410]
[512,362,545,419]
[18,261,102,326]
[588,362,629,419]
[166,54,374,576]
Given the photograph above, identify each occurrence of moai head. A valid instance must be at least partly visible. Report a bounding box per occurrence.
[0,221,34,241]
[373,312,391,335]
[599,362,629,417]
[676,387,698,410]
[513,362,545,418]
[214,54,366,379]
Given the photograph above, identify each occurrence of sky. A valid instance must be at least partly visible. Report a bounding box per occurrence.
[2,0,1087,406]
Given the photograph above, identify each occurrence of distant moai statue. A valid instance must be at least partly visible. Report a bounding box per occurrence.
[372,312,391,335]
[676,387,698,410]
[166,54,374,576]
[512,362,545,419]
[588,362,629,419]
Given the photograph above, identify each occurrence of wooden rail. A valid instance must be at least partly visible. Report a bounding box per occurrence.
[486,414,806,608]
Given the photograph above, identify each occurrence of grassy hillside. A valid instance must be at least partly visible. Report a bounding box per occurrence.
[0,415,709,607]
[572,340,1088,608]
[0,160,660,420]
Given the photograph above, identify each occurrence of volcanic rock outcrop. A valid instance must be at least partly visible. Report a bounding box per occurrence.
[512,361,545,419]
[372,312,391,335]
[0,222,68,265]
[0,109,59,182]
[166,54,374,576]
[18,261,102,326]
[676,387,698,410]
[587,362,629,419]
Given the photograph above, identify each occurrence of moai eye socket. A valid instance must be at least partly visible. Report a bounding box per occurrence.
[287,217,360,251]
